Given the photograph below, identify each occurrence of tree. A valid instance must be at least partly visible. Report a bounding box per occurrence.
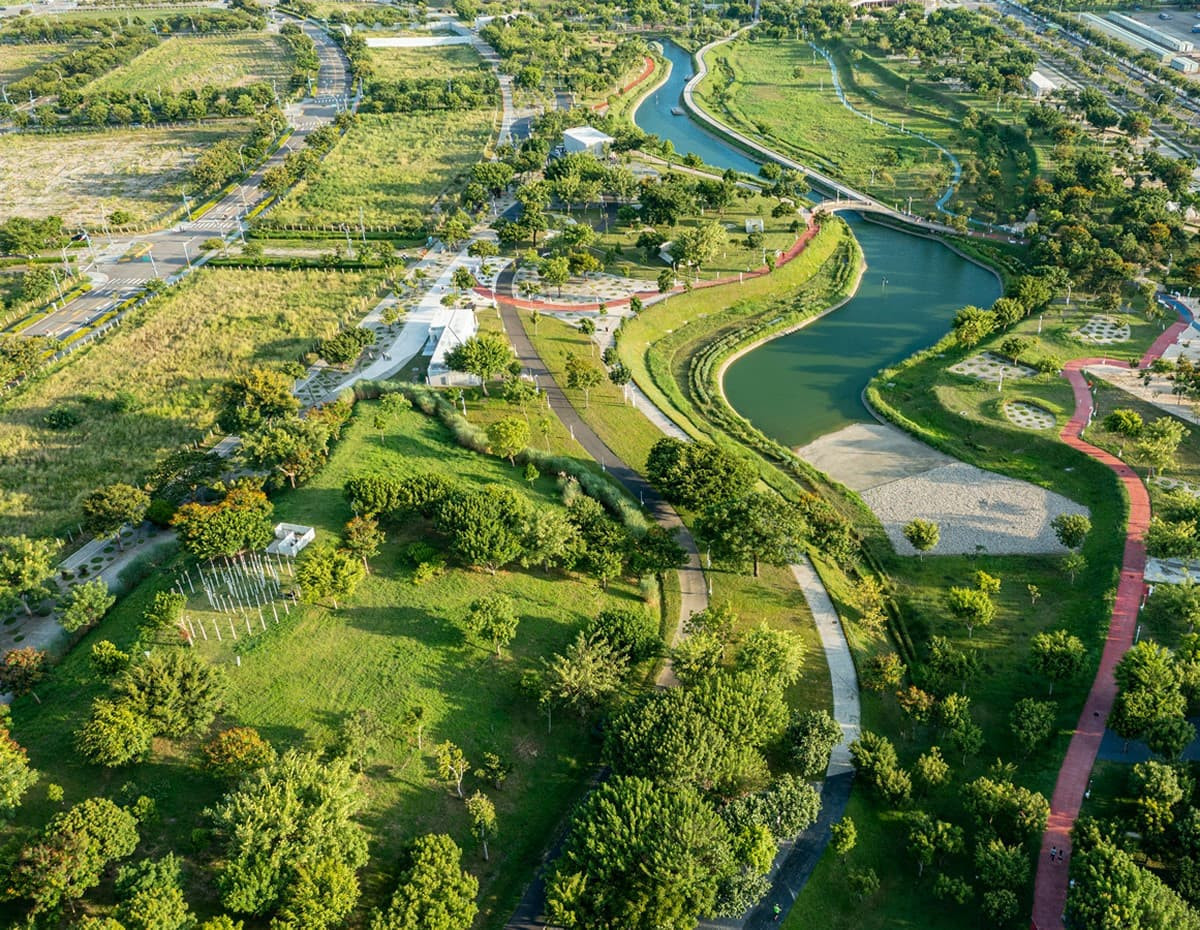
[914,746,950,793]
[217,367,300,433]
[369,834,478,930]
[645,438,756,511]
[466,593,519,657]
[9,797,139,914]
[272,858,360,930]
[861,651,905,692]
[1009,697,1056,755]
[142,590,186,633]
[444,334,515,396]
[203,726,277,779]
[546,776,734,930]
[903,519,939,555]
[1067,835,1200,930]
[435,742,471,799]
[627,525,687,577]
[342,515,384,573]
[296,544,366,609]
[0,716,37,815]
[82,483,150,550]
[208,750,368,917]
[114,649,227,738]
[735,624,804,685]
[657,267,675,292]
[486,416,530,466]
[695,491,808,577]
[830,817,857,859]
[540,255,570,296]
[243,416,330,490]
[906,812,963,877]
[788,708,842,777]
[76,698,153,766]
[1132,760,1186,840]
[946,586,995,638]
[115,854,195,930]
[434,485,531,573]
[539,632,628,722]
[0,647,47,702]
[1135,417,1190,477]
[1030,630,1086,696]
[0,534,56,616]
[963,776,1049,843]
[1052,512,1091,550]
[172,483,274,561]
[952,306,997,347]
[564,353,603,407]
[60,578,115,633]
[465,791,496,861]
[587,607,660,663]
[1063,551,1087,583]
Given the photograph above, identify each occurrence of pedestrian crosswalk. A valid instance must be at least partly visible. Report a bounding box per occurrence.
[188,218,234,232]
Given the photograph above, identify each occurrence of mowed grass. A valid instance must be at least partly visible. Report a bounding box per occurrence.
[267,109,493,228]
[0,43,72,84]
[0,124,253,225]
[367,42,486,82]
[85,33,295,96]
[0,267,383,539]
[4,401,644,928]
[697,36,946,211]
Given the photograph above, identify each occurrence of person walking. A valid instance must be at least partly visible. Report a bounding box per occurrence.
[773,903,782,921]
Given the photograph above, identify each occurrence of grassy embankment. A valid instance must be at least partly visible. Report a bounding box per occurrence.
[84,33,294,95]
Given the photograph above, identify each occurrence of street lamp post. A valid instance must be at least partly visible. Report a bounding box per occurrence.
[148,247,158,279]
[183,241,192,269]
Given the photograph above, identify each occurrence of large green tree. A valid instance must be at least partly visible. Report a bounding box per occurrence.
[114,649,227,739]
[369,833,478,930]
[434,485,531,573]
[645,438,755,511]
[296,544,366,609]
[546,776,735,930]
[217,368,300,433]
[695,491,808,577]
[82,483,150,549]
[0,534,56,616]
[444,334,515,396]
[60,578,116,634]
[76,698,154,767]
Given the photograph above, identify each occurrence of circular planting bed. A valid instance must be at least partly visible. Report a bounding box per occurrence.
[1076,314,1131,344]
[1003,400,1055,431]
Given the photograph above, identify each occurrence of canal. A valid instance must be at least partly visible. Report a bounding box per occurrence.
[633,40,1002,448]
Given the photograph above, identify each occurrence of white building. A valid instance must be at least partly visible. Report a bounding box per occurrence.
[1173,55,1200,74]
[1026,70,1056,99]
[563,126,614,156]
[267,523,315,557]
[426,305,479,386]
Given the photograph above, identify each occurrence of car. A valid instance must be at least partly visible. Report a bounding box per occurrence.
[1160,12,1173,19]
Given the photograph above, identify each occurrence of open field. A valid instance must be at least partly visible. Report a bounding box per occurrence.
[0,43,71,84]
[265,109,493,229]
[84,33,294,96]
[367,42,485,81]
[3,399,645,926]
[0,124,253,226]
[0,267,383,539]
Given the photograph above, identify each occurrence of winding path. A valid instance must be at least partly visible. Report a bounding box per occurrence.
[1031,302,1191,930]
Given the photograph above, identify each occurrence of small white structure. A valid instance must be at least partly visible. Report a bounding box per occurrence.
[745,217,765,234]
[426,305,479,386]
[267,523,315,557]
[563,126,614,156]
[1173,55,1200,74]
[1026,70,1056,99]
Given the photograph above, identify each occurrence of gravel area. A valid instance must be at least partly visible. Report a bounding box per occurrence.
[800,422,1088,556]
[863,462,1088,556]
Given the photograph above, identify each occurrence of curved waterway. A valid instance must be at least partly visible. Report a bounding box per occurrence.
[633,40,1002,449]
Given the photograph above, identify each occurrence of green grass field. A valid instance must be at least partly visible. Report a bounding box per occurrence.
[0,267,383,539]
[3,399,645,927]
[367,42,485,82]
[265,109,493,229]
[84,33,295,96]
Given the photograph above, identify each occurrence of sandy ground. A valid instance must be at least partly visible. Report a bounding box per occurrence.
[798,422,1088,555]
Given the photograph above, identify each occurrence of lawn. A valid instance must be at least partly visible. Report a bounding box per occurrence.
[84,33,295,96]
[0,43,71,84]
[2,399,646,928]
[0,267,383,539]
[696,36,947,213]
[263,109,493,229]
[0,124,254,226]
[367,42,486,82]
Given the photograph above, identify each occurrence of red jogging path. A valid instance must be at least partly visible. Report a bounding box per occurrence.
[1031,306,1191,930]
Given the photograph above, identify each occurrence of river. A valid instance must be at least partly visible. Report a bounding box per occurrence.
[632,40,1002,448]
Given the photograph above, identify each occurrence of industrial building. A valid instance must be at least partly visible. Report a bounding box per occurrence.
[1173,55,1200,73]
[1108,11,1194,53]
[1082,13,1175,61]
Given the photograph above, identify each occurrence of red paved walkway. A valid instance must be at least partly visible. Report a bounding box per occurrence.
[1030,310,1190,930]
[592,55,656,112]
